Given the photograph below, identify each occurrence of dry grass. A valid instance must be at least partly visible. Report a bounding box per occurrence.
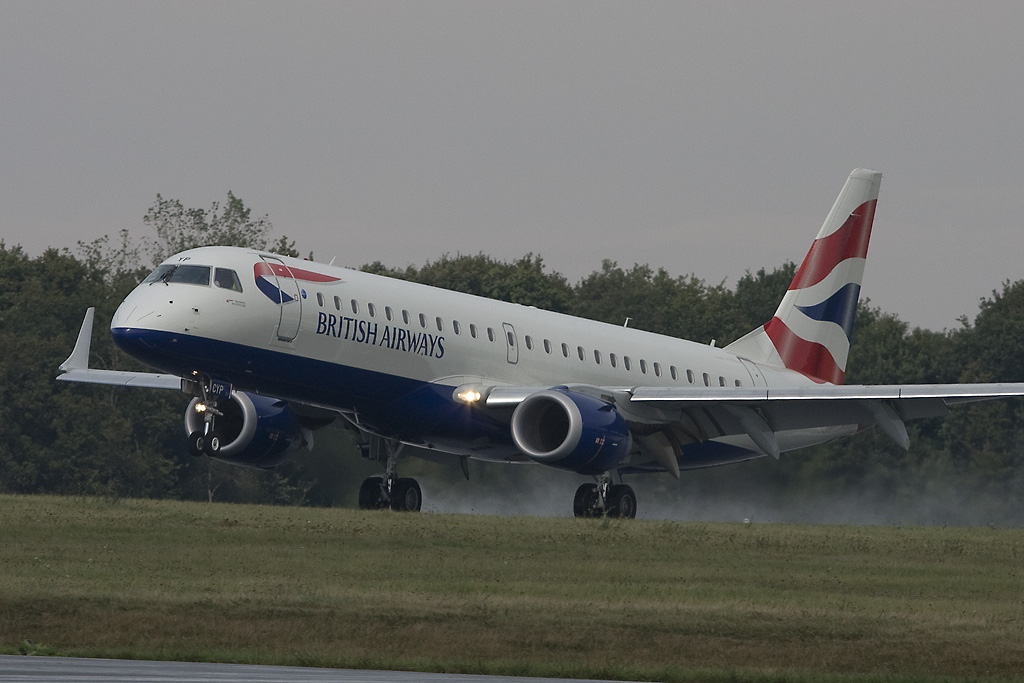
[1,494,1022,682]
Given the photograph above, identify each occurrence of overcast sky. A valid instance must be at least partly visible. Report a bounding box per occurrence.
[3,1,1022,331]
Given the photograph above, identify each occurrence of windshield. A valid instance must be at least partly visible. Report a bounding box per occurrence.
[142,264,212,286]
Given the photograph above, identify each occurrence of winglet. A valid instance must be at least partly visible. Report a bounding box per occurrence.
[57,307,183,389]
[60,307,96,373]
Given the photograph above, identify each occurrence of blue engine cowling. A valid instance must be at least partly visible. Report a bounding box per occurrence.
[509,388,632,474]
[184,392,311,468]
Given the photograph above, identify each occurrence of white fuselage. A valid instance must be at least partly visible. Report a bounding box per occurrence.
[112,246,842,469]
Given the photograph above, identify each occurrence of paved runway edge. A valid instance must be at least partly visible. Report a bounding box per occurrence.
[0,655,642,683]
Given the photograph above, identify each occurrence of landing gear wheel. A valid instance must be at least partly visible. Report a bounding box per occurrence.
[203,431,222,457]
[607,484,637,519]
[358,476,388,510]
[391,478,422,512]
[573,484,600,518]
[188,431,206,457]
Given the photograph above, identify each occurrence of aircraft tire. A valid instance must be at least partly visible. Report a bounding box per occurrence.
[203,431,222,457]
[391,478,422,512]
[607,484,637,519]
[359,476,387,510]
[573,484,599,518]
[188,431,205,457]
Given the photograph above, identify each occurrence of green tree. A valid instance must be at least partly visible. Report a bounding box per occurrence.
[957,279,1024,383]
[0,244,184,497]
[571,261,730,343]
[932,280,1024,518]
[143,191,299,264]
[723,263,797,342]
[364,253,574,312]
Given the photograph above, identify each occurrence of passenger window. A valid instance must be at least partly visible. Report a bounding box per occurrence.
[487,327,495,342]
[385,306,394,321]
[610,353,617,368]
[351,300,359,315]
[640,359,648,374]
[436,316,444,332]
[687,369,695,384]
[654,362,662,377]
[543,339,551,353]
[561,343,569,358]
[577,346,585,361]
[525,335,533,350]
[624,356,632,371]
[453,321,461,335]
[334,296,342,311]
[316,292,324,307]
[703,373,710,386]
[594,350,602,364]
[670,366,678,381]
[719,376,726,387]
[470,324,478,339]
[419,313,427,328]
[735,379,742,387]
[368,303,376,317]
[402,310,410,324]
[214,268,243,292]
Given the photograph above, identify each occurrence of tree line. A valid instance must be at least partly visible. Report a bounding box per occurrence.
[1,193,1022,524]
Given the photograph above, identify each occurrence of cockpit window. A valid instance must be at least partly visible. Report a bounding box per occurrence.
[214,268,243,292]
[143,264,211,286]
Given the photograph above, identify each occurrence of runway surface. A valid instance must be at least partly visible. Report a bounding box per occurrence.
[0,655,637,683]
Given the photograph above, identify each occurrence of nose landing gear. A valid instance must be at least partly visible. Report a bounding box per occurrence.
[188,427,222,457]
[184,376,226,458]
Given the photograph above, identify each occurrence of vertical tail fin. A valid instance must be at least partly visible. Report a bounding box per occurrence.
[725,169,882,384]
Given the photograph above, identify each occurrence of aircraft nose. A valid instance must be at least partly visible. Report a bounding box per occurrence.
[110,284,161,330]
[110,301,131,328]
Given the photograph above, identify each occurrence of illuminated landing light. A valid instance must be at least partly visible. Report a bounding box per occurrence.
[454,384,488,405]
[195,403,208,413]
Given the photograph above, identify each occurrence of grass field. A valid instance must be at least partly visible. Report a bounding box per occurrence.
[1,494,1022,682]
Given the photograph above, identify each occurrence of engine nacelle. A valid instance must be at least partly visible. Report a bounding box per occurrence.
[510,388,632,474]
[184,391,310,468]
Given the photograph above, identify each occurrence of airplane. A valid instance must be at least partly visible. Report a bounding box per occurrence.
[57,169,1024,517]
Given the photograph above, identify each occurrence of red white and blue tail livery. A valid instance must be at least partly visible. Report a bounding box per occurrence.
[727,169,880,384]
[58,169,1024,517]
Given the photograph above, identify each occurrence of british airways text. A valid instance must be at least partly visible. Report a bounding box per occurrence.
[316,312,445,359]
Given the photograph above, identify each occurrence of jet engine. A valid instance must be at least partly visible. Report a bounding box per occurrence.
[510,388,631,474]
[184,391,311,468]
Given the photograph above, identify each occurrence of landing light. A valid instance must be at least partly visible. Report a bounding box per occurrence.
[454,385,487,404]
[195,403,208,413]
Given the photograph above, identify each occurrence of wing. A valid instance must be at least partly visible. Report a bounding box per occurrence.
[485,381,1024,473]
[56,308,181,390]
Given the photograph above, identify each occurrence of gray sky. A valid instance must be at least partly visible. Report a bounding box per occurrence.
[3,1,1023,331]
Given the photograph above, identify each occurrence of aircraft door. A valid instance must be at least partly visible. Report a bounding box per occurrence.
[502,322,519,365]
[260,256,303,342]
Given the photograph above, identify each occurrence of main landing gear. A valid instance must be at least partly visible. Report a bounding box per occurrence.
[573,474,637,519]
[358,436,422,512]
